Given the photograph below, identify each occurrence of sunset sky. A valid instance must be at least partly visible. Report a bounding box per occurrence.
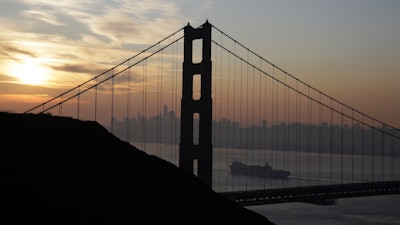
[0,0,399,127]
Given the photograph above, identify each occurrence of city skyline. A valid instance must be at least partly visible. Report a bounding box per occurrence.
[110,104,399,156]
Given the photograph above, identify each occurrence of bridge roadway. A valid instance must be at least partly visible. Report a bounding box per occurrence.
[220,181,400,206]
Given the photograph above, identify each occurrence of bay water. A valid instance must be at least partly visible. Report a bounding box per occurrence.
[132,142,400,224]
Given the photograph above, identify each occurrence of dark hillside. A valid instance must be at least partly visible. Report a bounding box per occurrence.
[0,112,274,225]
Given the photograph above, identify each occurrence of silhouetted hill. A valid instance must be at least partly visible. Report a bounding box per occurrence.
[0,112,274,225]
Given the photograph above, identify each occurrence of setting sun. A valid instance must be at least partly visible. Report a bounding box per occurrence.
[9,58,48,85]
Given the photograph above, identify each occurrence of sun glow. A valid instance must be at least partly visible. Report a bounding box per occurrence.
[9,58,49,85]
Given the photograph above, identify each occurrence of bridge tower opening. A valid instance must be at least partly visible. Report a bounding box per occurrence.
[179,21,212,187]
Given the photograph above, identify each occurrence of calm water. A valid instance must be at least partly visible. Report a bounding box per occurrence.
[248,194,400,225]
[133,142,400,225]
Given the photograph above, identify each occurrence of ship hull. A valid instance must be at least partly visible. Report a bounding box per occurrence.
[229,161,290,179]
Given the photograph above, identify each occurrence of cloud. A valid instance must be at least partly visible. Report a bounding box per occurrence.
[2,0,214,51]
[0,43,37,60]
[22,9,64,26]
[13,0,185,46]
[0,73,19,83]
[49,63,109,75]
[0,0,211,99]
[0,80,59,95]
[78,1,184,45]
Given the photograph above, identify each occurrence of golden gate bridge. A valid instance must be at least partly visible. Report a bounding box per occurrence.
[24,20,400,206]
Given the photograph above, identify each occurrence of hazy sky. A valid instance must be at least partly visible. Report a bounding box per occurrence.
[0,0,399,127]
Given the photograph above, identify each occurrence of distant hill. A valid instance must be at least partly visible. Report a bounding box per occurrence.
[0,112,274,225]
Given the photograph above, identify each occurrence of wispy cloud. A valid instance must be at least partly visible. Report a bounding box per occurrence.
[22,9,65,26]
[0,73,19,83]
[49,63,109,75]
[0,0,212,111]
[0,0,192,84]
[16,0,185,45]
[0,43,37,60]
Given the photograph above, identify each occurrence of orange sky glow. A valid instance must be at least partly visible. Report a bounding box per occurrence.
[0,0,399,128]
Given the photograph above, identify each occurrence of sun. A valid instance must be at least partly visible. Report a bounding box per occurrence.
[10,58,49,85]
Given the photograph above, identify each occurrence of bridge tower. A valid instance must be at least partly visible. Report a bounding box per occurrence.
[179,21,212,187]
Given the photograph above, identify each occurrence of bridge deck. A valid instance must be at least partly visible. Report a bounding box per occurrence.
[220,181,400,206]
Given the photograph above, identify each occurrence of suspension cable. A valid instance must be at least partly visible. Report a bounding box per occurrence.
[24,27,185,114]
[211,24,399,133]
[211,40,400,139]
[32,36,183,114]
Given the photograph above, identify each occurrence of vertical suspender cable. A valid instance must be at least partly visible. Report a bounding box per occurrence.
[372,120,375,182]
[239,59,244,189]
[111,70,114,134]
[319,92,322,185]
[381,125,385,181]
[246,64,255,187]
[298,80,302,184]
[219,33,223,189]
[341,104,344,183]
[94,77,98,121]
[391,130,395,180]
[144,58,148,151]
[351,110,354,183]
[307,86,310,185]
[239,60,243,150]
[232,42,236,190]
[212,38,217,186]
[145,55,148,150]
[142,57,146,150]
[258,59,263,154]
[170,36,175,162]
[77,85,80,119]
[245,52,249,171]
[271,66,275,186]
[251,65,255,186]
[295,79,299,186]
[226,45,230,189]
[330,97,333,184]
[156,45,161,155]
[127,62,131,143]
[286,73,290,187]
[160,47,163,156]
[59,94,63,116]
[213,35,218,188]
[173,39,179,164]
[299,81,303,184]
[258,59,263,188]
[218,33,223,187]
[263,60,267,189]
[362,114,365,182]
[213,37,218,149]
[283,72,287,187]
[275,72,278,182]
